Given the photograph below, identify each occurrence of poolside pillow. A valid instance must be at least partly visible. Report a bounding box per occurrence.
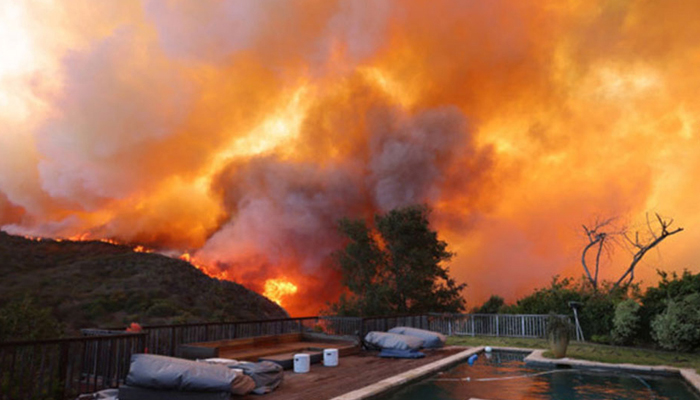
[378,348,426,359]
[234,361,284,394]
[388,326,446,348]
[364,331,424,351]
[126,353,253,394]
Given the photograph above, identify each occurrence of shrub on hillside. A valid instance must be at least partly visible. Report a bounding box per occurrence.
[651,293,700,351]
[0,296,63,341]
[611,299,641,345]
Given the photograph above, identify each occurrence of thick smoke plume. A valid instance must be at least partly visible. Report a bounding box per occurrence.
[1,1,699,314]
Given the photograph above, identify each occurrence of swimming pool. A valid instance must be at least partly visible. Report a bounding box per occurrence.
[379,351,700,400]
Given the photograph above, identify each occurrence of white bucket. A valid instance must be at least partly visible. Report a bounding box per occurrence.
[323,348,339,367]
[294,353,310,373]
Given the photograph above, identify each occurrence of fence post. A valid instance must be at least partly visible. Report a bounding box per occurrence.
[521,315,525,337]
[495,315,499,337]
[56,341,70,399]
[169,327,176,356]
[471,315,475,337]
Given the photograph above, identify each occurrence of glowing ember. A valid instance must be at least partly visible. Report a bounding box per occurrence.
[263,279,299,307]
[132,245,151,253]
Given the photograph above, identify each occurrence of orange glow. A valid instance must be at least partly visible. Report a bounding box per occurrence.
[2,1,700,314]
[263,278,299,307]
[179,252,230,281]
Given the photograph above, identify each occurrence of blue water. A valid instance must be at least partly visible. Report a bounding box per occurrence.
[380,351,700,400]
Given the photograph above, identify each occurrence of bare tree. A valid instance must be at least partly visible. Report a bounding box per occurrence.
[581,217,623,290]
[581,213,683,292]
[611,213,683,291]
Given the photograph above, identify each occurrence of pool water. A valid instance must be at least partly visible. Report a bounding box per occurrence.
[380,351,700,400]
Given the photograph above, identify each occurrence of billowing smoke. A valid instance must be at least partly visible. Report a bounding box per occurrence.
[1,0,699,314]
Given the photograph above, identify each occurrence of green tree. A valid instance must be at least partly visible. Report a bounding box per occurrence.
[328,204,466,316]
[473,295,505,314]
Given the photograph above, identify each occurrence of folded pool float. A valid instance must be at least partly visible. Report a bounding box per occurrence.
[364,331,424,351]
[121,353,255,398]
[378,348,425,359]
[388,326,447,348]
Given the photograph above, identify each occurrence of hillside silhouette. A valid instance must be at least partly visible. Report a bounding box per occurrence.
[0,232,288,336]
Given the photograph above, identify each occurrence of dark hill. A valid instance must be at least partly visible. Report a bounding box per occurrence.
[0,231,288,336]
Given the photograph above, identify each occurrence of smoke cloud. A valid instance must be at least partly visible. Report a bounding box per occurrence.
[1,0,699,314]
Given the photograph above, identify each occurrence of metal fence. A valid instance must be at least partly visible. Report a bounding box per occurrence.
[427,313,569,338]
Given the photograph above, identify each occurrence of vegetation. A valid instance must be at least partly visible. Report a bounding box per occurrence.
[639,270,700,341]
[327,204,466,316]
[473,269,700,350]
[498,276,626,341]
[447,336,700,374]
[472,295,505,314]
[0,232,287,337]
[611,298,641,345]
[651,293,700,352]
[0,296,63,341]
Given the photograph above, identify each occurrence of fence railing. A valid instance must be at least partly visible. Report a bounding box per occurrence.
[426,313,569,339]
[0,333,146,400]
[1,313,565,399]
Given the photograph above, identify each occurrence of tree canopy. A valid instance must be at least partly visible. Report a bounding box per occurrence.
[327,204,466,316]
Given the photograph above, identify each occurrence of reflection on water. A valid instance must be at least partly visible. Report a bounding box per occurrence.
[381,351,700,400]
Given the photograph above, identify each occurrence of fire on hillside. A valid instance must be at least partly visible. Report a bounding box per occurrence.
[1,1,699,315]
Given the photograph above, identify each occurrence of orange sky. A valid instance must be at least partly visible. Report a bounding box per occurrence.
[1,1,699,315]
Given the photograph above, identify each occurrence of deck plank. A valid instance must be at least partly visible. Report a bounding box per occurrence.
[239,347,467,400]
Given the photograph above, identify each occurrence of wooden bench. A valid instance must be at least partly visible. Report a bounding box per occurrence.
[178,332,359,369]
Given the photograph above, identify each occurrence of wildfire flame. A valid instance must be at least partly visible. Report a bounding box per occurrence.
[2,1,700,315]
[178,252,230,281]
[263,279,299,307]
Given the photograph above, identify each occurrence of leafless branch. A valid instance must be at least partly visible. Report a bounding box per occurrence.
[611,213,683,292]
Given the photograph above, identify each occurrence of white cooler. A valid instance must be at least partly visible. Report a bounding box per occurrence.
[323,348,339,367]
[294,353,310,373]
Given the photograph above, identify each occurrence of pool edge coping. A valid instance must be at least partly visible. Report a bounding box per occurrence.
[328,346,482,400]
[331,345,700,400]
[523,348,700,395]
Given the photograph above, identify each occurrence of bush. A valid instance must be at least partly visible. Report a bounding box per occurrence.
[651,293,700,351]
[473,295,505,314]
[146,300,178,318]
[640,270,700,342]
[0,296,63,341]
[611,299,641,345]
[513,276,619,340]
[577,294,616,340]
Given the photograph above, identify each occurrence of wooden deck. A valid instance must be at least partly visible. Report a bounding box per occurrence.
[239,346,468,400]
[178,332,359,368]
